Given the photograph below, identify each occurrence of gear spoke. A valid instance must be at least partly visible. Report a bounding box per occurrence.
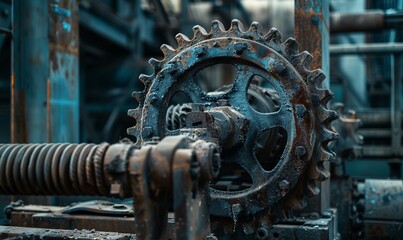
[224,144,267,183]
[178,80,205,103]
[232,64,260,94]
[249,107,293,132]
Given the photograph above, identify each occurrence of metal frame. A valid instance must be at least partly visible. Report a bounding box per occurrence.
[330,42,403,177]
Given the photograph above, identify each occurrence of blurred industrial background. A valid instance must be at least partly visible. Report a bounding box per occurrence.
[0,0,402,239]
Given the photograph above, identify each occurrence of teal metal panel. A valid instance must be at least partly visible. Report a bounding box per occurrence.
[12,0,79,143]
[12,0,49,143]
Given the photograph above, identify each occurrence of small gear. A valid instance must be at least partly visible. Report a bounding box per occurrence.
[128,19,338,227]
[331,103,363,164]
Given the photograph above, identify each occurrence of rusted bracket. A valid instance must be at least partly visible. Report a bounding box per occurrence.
[129,136,220,240]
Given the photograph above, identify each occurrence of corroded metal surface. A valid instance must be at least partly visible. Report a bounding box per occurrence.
[0,226,135,240]
[128,19,338,228]
[351,179,403,239]
[129,135,220,239]
[12,0,79,143]
[331,103,363,163]
[0,136,220,240]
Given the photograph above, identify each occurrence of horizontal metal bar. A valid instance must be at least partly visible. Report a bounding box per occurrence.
[330,10,403,33]
[330,10,384,33]
[362,146,403,158]
[79,8,134,50]
[0,26,11,36]
[362,147,394,158]
[330,43,403,55]
[358,129,394,138]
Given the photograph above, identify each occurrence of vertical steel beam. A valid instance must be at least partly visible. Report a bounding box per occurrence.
[390,53,402,178]
[12,0,49,143]
[12,0,79,143]
[295,0,329,87]
[48,0,79,143]
[295,0,330,212]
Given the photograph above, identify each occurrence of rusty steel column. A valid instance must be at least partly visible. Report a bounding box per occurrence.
[295,0,330,212]
[12,0,79,143]
[12,0,49,143]
[295,0,329,87]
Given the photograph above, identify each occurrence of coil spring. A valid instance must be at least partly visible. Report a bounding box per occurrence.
[0,143,110,196]
[166,104,192,130]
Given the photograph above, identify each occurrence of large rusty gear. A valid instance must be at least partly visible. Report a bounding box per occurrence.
[127,19,338,227]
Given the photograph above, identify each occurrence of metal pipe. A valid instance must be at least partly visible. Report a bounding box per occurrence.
[330,10,403,33]
[330,43,403,55]
[330,10,384,33]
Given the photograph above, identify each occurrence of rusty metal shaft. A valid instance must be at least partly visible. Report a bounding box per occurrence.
[0,142,132,197]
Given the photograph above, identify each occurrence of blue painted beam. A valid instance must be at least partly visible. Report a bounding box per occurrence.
[12,0,79,143]
[48,0,79,143]
[12,0,49,143]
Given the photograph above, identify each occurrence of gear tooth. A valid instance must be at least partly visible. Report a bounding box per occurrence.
[326,109,339,123]
[128,108,141,119]
[192,25,208,39]
[319,89,334,105]
[139,74,152,85]
[132,91,145,105]
[308,69,326,85]
[230,19,245,32]
[298,51,313,70]
[249,21,263,36]
[319,107,339,124]
[264,27,282,43]
[211,19,226,34]
[175,33,191,48]
[306,180,320,196]
[148,58,162,70]
[323,128,339,142]
[127,109,136,117]
[127,126,137,136]
[284,37,299,55]
[160,44,175,59]
[317,159,331,180]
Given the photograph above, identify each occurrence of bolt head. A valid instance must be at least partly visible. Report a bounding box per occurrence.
[279,180,290,190]
[295,146,306,157]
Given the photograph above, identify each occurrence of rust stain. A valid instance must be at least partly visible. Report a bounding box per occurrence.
[295,2,327,70]
[11,72,15,143]
[47,79,51,143]
[49,0,79,72]
[11,72,28,143]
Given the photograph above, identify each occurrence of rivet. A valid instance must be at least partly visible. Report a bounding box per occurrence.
[295,146,306,158]
[279,180,290,190]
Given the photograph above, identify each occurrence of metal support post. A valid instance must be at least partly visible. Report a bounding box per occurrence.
[390,53,402,178]
[12,0,79,143]
[295,0,330,212]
